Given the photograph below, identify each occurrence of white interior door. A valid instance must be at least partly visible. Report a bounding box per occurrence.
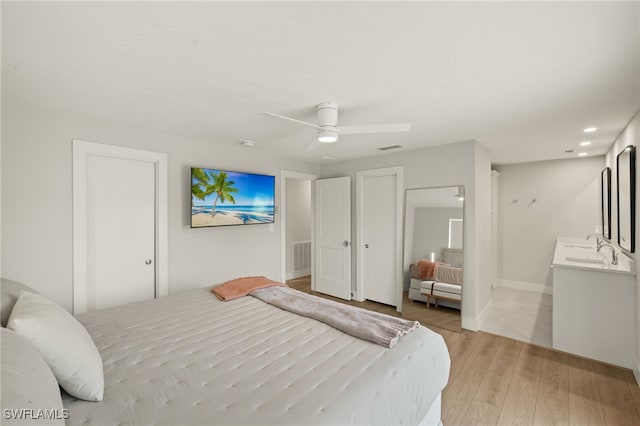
[357,167,403,309]
[73,140,168,314]
[314,177,351,299]
[88,155,156,310]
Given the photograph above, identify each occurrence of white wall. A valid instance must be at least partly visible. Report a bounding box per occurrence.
[604,111,639,383]
[473,142,492,323]
[285,178,311,277]
[319,140,492,330]
[495,156,604,290]
[1,102,318,310]
[411,207,463,261]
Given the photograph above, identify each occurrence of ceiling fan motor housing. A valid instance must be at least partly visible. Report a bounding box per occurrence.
[317,102,338,128]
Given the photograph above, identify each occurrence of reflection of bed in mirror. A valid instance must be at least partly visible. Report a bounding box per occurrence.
[408,248,463,309]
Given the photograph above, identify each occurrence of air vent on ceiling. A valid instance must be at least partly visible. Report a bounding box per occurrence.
[378,144,403,151]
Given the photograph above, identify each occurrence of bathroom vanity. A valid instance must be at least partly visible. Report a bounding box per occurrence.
[552,237,635,368]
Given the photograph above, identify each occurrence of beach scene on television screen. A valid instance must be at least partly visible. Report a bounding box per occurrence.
[191,168,275,227]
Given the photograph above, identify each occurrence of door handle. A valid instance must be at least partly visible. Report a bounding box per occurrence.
[145,259,153,265]
[365,244,369,248]
[343,241,350,247]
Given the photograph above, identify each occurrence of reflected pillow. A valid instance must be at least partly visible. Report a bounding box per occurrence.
[7,292,104,402]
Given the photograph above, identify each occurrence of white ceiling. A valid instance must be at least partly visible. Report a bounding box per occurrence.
[2,1,638,165]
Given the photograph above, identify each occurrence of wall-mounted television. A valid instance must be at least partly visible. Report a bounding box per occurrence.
[191,167,275,228]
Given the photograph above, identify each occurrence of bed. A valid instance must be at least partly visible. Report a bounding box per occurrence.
[2,281,450,426]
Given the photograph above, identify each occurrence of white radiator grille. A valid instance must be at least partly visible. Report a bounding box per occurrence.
[292,240,311,273]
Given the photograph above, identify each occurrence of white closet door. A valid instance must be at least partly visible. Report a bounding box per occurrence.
[87,155,156,310]
[356,166,403,309]
[361,174,397,305]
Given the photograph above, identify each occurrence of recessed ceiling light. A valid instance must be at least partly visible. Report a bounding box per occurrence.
[580,141,591,146]
[583,127,597,133]
[240,140,255,147]
[578,152,588,157]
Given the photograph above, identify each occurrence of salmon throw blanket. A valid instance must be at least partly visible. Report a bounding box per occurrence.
[250,286,419,348]
[212,276,287,301]
[416,260,437,280]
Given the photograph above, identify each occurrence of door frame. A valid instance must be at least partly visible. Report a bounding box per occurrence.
[356,166,404,311]
[72,140,168,314]
[279,170,319,286]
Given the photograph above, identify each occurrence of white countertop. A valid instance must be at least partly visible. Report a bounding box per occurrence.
[552,237,636,275]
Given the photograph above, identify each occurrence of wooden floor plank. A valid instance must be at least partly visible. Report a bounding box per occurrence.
[624,371,640,419]
[447,328,487,387]
[533,350,570,426]
[460,337,523,426]
[568,356,606,426]
[443,332,502,425]
[497,344,545,426]
[592,362,640,425]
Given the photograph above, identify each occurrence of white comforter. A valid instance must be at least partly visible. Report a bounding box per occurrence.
[63,287,450,425]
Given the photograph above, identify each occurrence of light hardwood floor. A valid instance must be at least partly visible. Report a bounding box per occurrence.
[287,276,640,426]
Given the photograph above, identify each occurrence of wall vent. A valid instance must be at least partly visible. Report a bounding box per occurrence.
[378,144,403,151]
[563,149,575,155]
[292,240,311,273]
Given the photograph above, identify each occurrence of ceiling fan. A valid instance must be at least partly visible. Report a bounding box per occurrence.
[266,102,412,151]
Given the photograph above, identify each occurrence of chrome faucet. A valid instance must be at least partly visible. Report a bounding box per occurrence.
[587,233,605,250]
[597,242,619,265]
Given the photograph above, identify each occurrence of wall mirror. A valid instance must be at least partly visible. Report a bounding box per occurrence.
[617,145,636,252]
[601,167,611,240]
[402,186,464,333]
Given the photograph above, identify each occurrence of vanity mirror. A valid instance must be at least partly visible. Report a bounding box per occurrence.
[616,145,636,252]
[601,167,611,240]
[403,186,464,333]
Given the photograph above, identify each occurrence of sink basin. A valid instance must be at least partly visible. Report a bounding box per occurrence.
[565,256,605,264]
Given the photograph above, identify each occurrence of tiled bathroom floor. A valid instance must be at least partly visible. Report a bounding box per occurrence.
[480,286,552,348]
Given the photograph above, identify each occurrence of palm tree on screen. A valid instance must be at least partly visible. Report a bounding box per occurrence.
[191,168,212,202]
[208,171,238,217]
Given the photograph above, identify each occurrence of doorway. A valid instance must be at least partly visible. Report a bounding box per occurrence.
[280,171,318,287]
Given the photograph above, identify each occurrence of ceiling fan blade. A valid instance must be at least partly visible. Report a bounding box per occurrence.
[337,123,412,134]
[305,139,321,152]
[265,112,321,130]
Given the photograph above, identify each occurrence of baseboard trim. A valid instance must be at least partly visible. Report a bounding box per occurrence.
[286,269,311,281]
[634,365,640,387]
[495,278,552,295]
[476,299,493,330]
[461,315,476,331]
[461,299,493,332]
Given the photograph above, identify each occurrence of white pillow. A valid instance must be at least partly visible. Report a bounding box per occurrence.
[6,291,104,401]
[1,328,65,425]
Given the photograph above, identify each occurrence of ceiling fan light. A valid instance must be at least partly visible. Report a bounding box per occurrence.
[317,129,338,143]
